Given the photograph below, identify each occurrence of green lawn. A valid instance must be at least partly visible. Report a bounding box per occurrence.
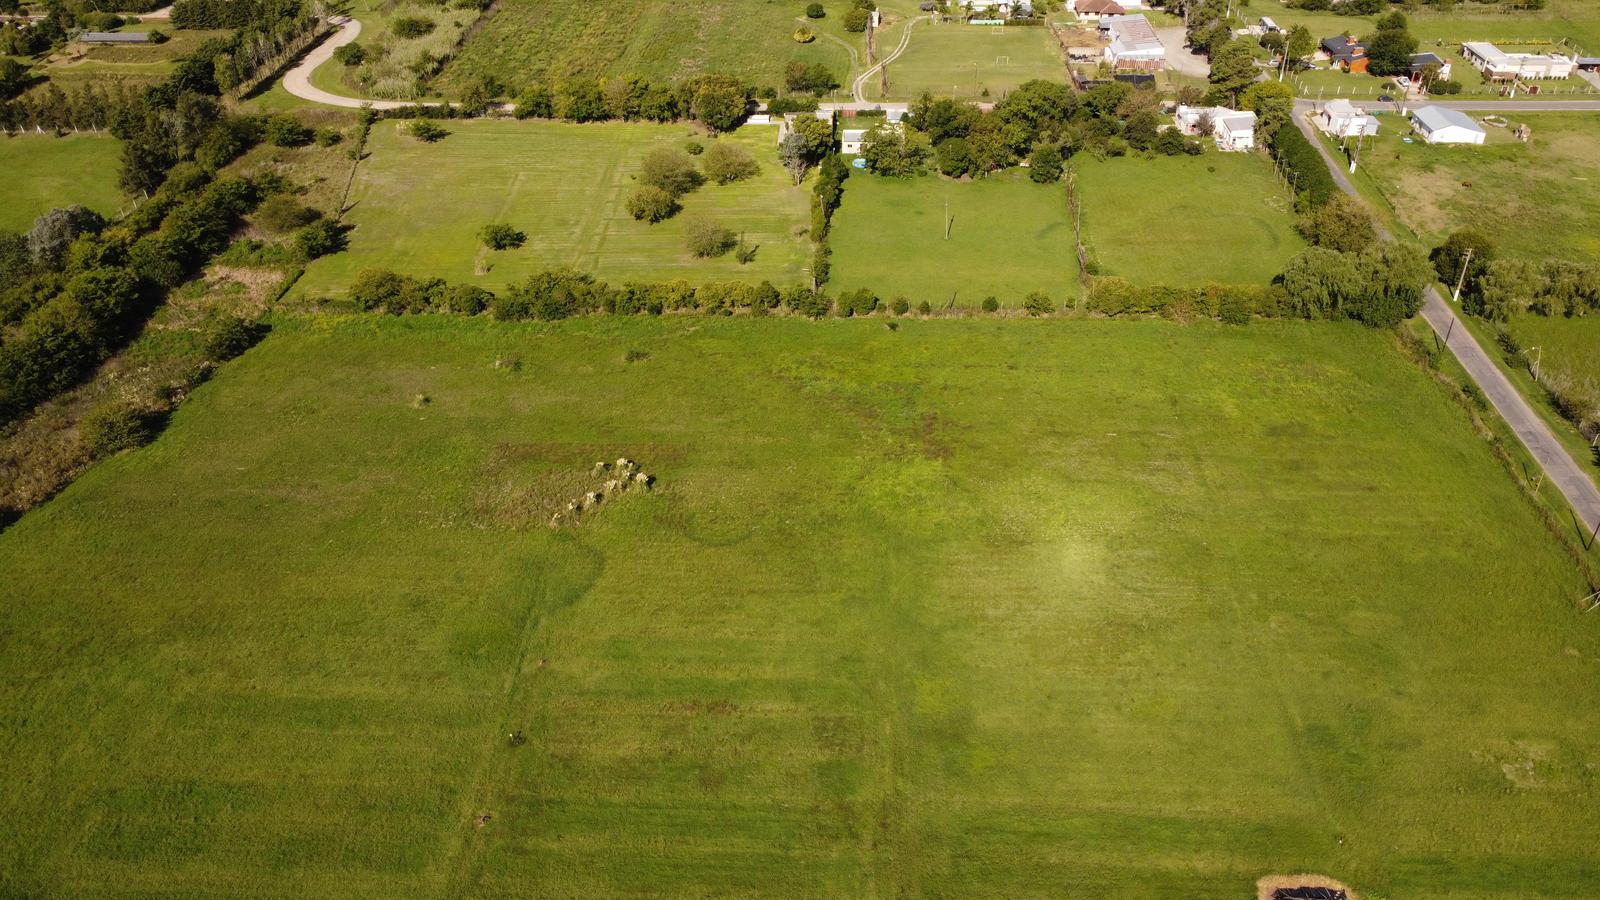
[4,315,1600,897]
[827,169,1076,307]
[1074,152,1306,286]
[1506,312,1600,441]
[436,0,858,95]
[0,134,126,231]
[1353,113,1600,263]
[868,23,1066,102]
[293,120,812,298]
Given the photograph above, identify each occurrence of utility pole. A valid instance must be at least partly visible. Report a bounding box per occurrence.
[1451,246,1474,303]
[944,199,951,239]
[1529,345,1543,381]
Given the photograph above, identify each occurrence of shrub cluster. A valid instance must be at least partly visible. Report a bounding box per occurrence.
[1086,278,1284,322]
[1267,123,1338,209]
[0,174,263,424]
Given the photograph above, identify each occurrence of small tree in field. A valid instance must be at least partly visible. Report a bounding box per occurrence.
[640,148,704,196]
[1023,291,1054,316]
[1029,143,1063,184]
[626,186,680,223]
[843,7,869,31]
[480,223,526,250]
[684,213,735,257]
[702,142,759,183]
[410,120,449,142]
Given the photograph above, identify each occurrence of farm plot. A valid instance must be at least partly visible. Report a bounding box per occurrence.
[4,316,1600,898]
[827,168,1076,307]
[292,120,811,298]
[870,23,1066,102]
[0,134,126,231]
[1074,152,1306,286]
[1353,113,1600,262]
[436,0,854,94]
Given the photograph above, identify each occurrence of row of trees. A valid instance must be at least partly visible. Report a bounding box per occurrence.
[505,73,754,132]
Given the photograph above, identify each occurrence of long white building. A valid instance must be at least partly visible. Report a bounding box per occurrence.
[1462,42,1575,80]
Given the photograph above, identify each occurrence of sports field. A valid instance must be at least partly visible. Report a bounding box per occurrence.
[828,169,1075,307]
[293,120,811,298]
[0,134,126,231]
[1074,153,1306,286]
[437,0,854,94]
[1353,113,1600,263]
[872,24,1065,102]
[4,316,1600,897]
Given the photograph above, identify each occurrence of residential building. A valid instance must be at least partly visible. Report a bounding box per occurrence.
[1173,105,1257,151]
[1103,14,1165,71]
[1410,105,1486,145]
[1409,52,1452,80]
[1462,42,1575,80]
[1316,99,1380,137]
[1320,35,1368,73]
[1071,0,1125,22]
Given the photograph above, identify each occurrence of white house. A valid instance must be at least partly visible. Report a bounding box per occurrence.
[1461,41,1575,80]
[1174,105,1257,151]
[1103,14,1165,71]
[1316,99,1380,137]
[1410,105,1486,145]
[840,128,869,155]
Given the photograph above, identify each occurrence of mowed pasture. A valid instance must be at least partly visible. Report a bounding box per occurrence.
[1074,153,1306,286]
[5,316,1600,897]
[1354,113,1600,262]
[0,134,126,231]
[293,120,811,298]
[872,24,1066,102]
[828,169,1076,306]
[437,0,853,94]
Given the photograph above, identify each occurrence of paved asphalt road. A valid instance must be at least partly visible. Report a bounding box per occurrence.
[1293,110,1600,539]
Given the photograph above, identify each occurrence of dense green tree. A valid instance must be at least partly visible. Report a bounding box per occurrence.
[639,148,703,196]
[1365,26,1418,77]
[690,75,751,132]
[860,124,929,176]
[1431,229,1496,302]
[1241,80,1294,139]
[702,141,759,183]
[1207,40,1258,106]
[1297,194,1377,253]
[935,137,974,177]
[1028,142,1063,183]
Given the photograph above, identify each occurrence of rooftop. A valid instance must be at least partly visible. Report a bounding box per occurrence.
[1412,105,1483,133]
[78,31,150,42]
[1107,14,1162,53]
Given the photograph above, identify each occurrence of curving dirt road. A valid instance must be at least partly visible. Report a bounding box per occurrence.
[852,16,918,103]
[282,17,416,110]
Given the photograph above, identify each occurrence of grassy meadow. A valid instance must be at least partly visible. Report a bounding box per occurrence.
[827,169,1076,307]
[437,0,857,94]
[1073,152,1306,286]
[0,134,126,231]
[4,316,1600,897]
[1353,113,1600,263]
[871,23,1066,102]
[293,120,811,298]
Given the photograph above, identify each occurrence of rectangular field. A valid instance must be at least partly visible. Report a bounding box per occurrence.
[1074,153,1306,286]
[0,134,126,231]
[1353,113,1600,262]
[293,120,812,298]
[437,0,855,94]
[4,316,1600,898]
[872,24,1066,102]
[827,169,1077,307]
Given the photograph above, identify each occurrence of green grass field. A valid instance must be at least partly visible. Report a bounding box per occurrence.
[827,169,1076,307]
[437,0,857,95]
[1074,153,1306,286]
[293,120,812,298]
[4,315,1600,897]
[0,134,126,231]
[870,23,1066,102]
[1353,113,1600,263]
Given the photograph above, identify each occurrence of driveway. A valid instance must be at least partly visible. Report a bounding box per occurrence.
[1155,26,1208,79]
